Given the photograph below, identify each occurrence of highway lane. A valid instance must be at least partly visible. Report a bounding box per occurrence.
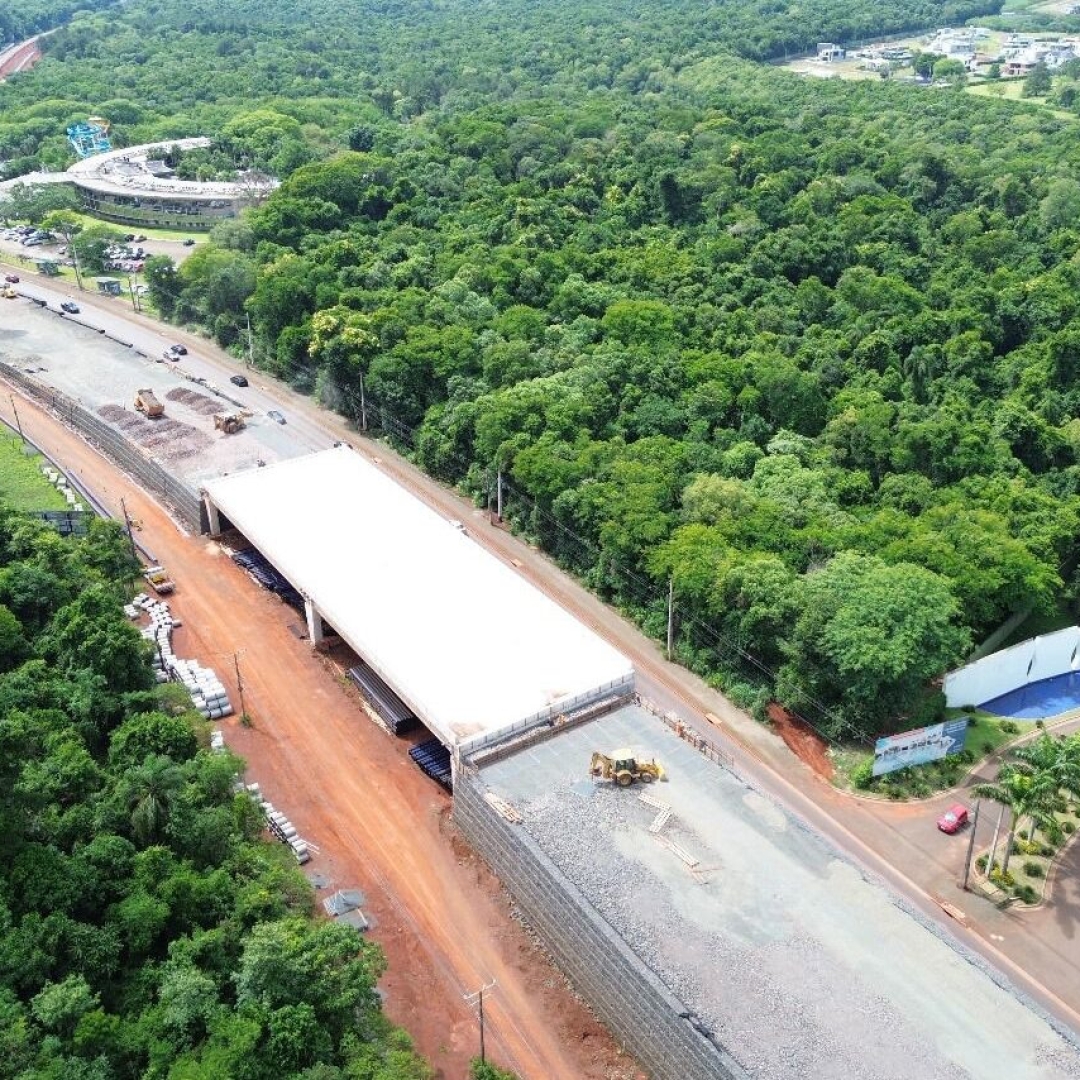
[4,261,1079,1040]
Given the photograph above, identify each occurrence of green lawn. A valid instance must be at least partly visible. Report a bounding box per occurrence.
[0,427,70,511]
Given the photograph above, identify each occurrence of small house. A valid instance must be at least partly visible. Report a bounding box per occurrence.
[96,277,122,296]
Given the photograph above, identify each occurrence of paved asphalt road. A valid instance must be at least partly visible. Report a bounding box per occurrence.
[3,263,1079,1040]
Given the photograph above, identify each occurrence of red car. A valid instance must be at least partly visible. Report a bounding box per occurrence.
[937,804,969,834]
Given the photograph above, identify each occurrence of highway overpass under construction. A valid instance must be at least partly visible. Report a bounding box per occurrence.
[201,445,634,757]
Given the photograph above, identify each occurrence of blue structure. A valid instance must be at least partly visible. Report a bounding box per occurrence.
[67,119,111,159]
[980,671,1080,720]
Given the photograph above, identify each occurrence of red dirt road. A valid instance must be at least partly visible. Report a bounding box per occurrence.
[0,389,641,1080]
[0,38,42,78]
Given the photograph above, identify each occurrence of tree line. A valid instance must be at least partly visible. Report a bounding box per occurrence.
[0,506,436,1078]
[5,0,1080,743]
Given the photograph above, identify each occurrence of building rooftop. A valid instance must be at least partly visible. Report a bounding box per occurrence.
[202,447,634,752]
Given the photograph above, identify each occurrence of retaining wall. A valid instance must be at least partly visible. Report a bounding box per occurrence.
[453,770,748,1080]
[0,360,206,531]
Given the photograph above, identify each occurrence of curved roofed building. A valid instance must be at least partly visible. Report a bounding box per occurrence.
[67,137,277,230]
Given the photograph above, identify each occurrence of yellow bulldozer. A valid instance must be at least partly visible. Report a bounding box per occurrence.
[589,748,665,787]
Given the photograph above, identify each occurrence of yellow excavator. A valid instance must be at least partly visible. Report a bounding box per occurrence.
[589,748,665,786]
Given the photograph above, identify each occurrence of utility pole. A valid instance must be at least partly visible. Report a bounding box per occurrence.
[962,799,981,891]
[128,274,140,313]
[496,466,503,522]
[358,371,368,431]
[119,497,138,560]
[8,394,24,443]
[233,651,246,718]
[246,312,254,368]
[666,575,675,660]
[463,980,496,1065]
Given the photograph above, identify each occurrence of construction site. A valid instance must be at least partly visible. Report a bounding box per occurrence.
[4,293,1080,1079]
[460,706,1080,1080]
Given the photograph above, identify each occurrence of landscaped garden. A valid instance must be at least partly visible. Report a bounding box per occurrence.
[833,711,1023,798]
[972,732,1080,906]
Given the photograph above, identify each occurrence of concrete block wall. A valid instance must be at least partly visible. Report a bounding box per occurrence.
[454,772,748,1080]
[0,361,205,530]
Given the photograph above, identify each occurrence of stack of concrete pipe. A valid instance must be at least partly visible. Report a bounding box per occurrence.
[169,657,233,720]
[125,595,233,717]
[244,783,311,864]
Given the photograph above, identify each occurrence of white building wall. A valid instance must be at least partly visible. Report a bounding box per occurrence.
[944,626,1080,706]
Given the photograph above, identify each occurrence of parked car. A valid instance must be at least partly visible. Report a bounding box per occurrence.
[268,409,286,424]
[182,238,196,246]
[3,274,18,283]
[937,805,969,834]
[170,343,187,355]
[60,301,80,314]
[230,374,249,387]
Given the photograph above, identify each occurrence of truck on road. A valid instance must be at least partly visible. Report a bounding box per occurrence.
[144,565,174,594]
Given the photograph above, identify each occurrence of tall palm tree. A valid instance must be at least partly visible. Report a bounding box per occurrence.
[1014,733,1080,806]
[973,763,1060,875]
[123,754,184,846]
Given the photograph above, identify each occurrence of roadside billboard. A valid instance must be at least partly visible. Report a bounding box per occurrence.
[872,717,969,777]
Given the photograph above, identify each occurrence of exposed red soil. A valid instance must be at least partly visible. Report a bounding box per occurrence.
[766,702,835,782]
[0,386,643,1080]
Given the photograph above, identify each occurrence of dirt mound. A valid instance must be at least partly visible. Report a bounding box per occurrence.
[767,702,834,781]
[165,386,221,415]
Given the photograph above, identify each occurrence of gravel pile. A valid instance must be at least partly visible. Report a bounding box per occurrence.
[524,783,987,1080]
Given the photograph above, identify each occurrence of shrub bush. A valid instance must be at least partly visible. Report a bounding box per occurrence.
[1014,838,1038,856]
[852,759,875,790]
[1064,821,1076,835]
[981,741,995,755]
[1040,843,1056,857]
[999,720,1020,734]
[1015,884,1039,904]
[990,866,1015,888]
[1023,861,1045,878]
[976,854,988,872]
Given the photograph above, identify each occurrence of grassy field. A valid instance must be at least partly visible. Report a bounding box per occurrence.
[0,426,70,511]
[59,211,201,243]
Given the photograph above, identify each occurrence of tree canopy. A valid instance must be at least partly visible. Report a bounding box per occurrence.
[0,506,430,1079]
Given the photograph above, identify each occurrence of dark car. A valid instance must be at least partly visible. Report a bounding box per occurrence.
[230,374,249,387]
[60,301,80,314]
[268,409,286,424]
[170,343,187,355]
[182,238,196,246]
[937,804,969,834]
[3,274,18,283]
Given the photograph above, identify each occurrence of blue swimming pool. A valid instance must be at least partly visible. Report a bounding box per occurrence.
[980,671,1080,719]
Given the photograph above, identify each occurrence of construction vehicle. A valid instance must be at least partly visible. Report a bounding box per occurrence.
[134,388,164,418]
[214,411,246,434]
[144,565,175,595]
[589,748,665,786]
[1,287,16,300]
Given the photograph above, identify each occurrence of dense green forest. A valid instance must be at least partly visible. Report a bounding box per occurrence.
[0,509,431,1078]
[8,0,1080,743]
[0,0,120,48]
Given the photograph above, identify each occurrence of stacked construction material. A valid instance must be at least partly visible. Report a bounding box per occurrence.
[125,594,233,717]
[129,592,177,683]
[170,657,233,720]
[231,547,304,610]
[246,784,310,864]
[409,737,453,790]
[348,658,418,735]
[209,729,226,752]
